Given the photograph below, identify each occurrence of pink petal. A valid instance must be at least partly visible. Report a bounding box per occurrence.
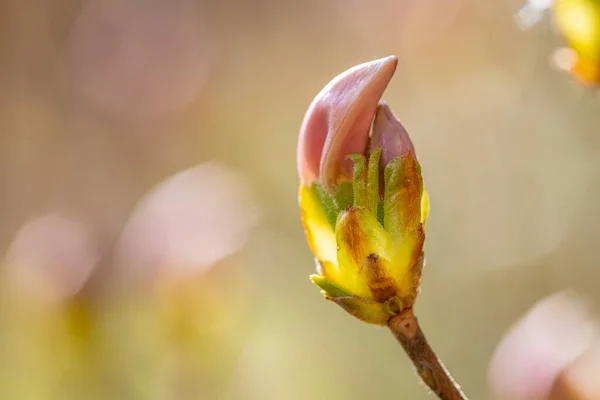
[297,56,398,189]
[370,102,416,167]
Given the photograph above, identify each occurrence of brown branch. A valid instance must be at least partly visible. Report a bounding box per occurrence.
[387,308,469,400]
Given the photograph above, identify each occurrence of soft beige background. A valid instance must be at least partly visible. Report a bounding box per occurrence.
[1,0,599,399]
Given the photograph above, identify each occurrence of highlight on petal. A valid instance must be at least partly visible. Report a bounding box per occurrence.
[421,189,430,225]
[297,56,398,189]
[298,185,338,268]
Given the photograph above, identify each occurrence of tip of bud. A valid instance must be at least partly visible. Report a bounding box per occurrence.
[297,56,398,190]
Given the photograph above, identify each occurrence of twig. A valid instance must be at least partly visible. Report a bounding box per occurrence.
[387,308,469,400]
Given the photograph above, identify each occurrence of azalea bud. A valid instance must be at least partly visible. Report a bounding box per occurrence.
[297,56,429,325]
[297,56,398,190]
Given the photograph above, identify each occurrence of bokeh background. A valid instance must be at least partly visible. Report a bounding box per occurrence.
[1,0,600,399]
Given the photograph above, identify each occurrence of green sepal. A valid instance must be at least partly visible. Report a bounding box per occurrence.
[311,275,393,325]
[348,154,367,208]
[310,181,354,230]
[311,183,340,229]
[333,181,353,212]
[383,153,423,238]
[366,147,381,216]
[376,199,385,226]
[310,275,352,298]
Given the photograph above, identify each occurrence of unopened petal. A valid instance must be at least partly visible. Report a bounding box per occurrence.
[297,56,398,189]
[370,102,416,168]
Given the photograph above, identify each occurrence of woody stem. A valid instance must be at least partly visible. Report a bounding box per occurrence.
[387,308,469,400]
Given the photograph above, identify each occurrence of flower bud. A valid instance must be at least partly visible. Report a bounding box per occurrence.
[297,56,398,190]
[297,57,429,325]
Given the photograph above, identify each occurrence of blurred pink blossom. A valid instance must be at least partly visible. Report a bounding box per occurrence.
[554,339,600,399]
[115,162,259,285]
[488,291,598,400]
[3,214,99,303]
